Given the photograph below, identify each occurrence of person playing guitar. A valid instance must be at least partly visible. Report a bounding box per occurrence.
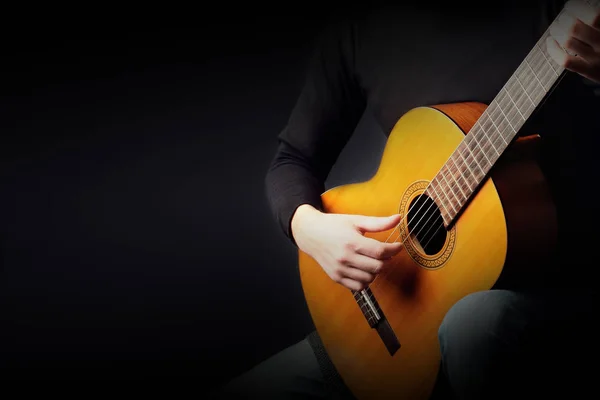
[218,1,600,398]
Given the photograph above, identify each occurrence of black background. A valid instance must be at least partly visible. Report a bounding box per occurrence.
[0,4,388,392]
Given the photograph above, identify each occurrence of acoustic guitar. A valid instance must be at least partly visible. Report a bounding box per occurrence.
[298,1,598,398]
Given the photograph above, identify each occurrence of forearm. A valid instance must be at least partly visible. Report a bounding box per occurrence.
[265,141,326,245]
[264,16,366,245]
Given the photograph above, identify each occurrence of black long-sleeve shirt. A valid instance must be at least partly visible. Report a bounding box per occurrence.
[266,1,599,255]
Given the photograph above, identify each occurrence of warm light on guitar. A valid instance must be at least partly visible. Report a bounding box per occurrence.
[296,1,599,398]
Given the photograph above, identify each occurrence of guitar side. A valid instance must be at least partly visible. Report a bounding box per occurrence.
[298,102,557,399]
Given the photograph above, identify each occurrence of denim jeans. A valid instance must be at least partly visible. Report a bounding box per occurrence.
[215,287,596,399]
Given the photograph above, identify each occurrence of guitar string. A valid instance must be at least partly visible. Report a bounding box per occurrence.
[415,66,570,253]
[407,74,547,247]
[414,51,567,251]
[414,1,591,252]
[359,8,577,294]
[350,0,594,302]
[369,5,590,294]
[359,0,595,278]
[400,4,594,277]
[371,42,565,291]
[351,0,596,339]
[352,0,595,351]
[377,30,558,256]
[377,0,596,254]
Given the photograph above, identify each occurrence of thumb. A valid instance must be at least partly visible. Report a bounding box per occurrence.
[352,213,401,232]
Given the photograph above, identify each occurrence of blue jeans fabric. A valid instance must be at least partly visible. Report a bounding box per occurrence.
[216,288,596,399]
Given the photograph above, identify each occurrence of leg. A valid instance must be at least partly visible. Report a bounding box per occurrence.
[214,336,335,399]
[437,288,596,399]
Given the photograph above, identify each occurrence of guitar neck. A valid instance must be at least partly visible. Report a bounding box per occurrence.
[426,0,597,227]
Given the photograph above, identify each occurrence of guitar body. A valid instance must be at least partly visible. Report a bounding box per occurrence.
[298,102,557,399]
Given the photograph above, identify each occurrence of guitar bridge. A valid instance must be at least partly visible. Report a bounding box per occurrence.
[354,288,401,355]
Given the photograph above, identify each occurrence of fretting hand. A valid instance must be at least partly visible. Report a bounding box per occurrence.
[547,0,600,83]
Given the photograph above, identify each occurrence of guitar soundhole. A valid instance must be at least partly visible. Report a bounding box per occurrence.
[406,194,446,256]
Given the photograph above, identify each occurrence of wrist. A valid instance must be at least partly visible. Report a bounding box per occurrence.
[291,204,321,242]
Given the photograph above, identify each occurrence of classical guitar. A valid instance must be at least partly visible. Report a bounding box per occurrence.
[298,1,598,399]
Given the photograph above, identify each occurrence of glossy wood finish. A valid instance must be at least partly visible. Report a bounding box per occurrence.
[298,102,556,399]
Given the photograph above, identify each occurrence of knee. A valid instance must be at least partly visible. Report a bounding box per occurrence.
[437,289,525,358]
[214,338,327,399]
[437,290,532,397]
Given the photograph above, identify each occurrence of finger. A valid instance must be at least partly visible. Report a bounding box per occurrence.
[550,12,575,48]
[565,36,597,62]
[546,36,584,68]
[345,253,389,274]
[551,13,598,53]
[551,9,600,52]
[570,17,600,52]
[339,277,367,292]
[352,214,401,233]
[546,37,600,82]
[564,0,599,27]
[341,265,376,283]
[354,235,403,260]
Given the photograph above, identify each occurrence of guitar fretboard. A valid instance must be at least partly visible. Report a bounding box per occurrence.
[425,0,597,226]
[352,0,599,340]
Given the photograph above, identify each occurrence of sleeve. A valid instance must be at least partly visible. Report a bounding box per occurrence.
[264,17,367,246]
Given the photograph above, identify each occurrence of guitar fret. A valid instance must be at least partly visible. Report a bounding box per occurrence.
[473,119,501,170]
[495,92,523,139]
[528,30,561,89]
[439,163,457,198]
[455,152,475,191]
[506,76,535,116]
[466,129,495,174]
[424,2,586,227]
[494,95,517,134]
[502,88,526,122]
[437,173,460,214]
[455,145,475,177]
[448,157,471,198]
[521,53,548,107]
[489,101,514,142]
[458,143,486,185]
[467,131,494,169]
[536,53,555,89]
[529,51,547,88]
[535,42,560,77]
[480,112,507,149]
[477,112,504,157]
[450,172,470,204]
[521,58,547,101]
[427,180,453,223]
[526,48,552,91]
[426,5,575,227]
[453,144,479,191]
[350,0,600,355]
